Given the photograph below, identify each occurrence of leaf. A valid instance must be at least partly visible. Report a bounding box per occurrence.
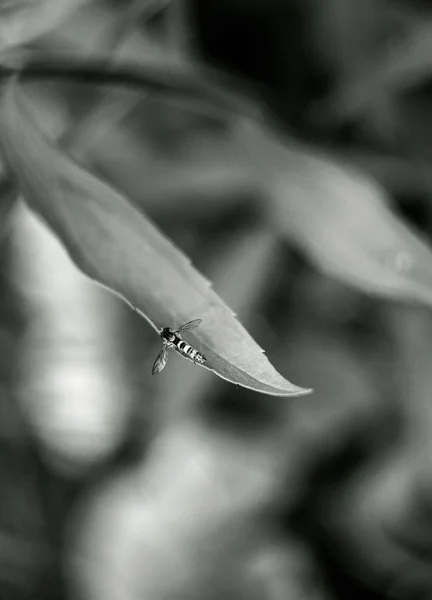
[336,151,432,199]
[0,0,88,52]
[238,120,432,306]
[73,105,254,218]
[99,0,174,56]
[0,81,311,397]
[158,228,283,419]
[13,206,141,470]
[0,168,18,241]
[47,0,177,67]
[322,19,432,122]
[310,0,386,77]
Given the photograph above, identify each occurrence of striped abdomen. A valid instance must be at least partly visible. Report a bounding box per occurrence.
[173,335,206,364]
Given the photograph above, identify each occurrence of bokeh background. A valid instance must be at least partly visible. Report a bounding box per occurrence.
[2,0,432,598]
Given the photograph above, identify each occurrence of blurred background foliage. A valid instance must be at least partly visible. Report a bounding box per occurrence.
[2,0,432,599]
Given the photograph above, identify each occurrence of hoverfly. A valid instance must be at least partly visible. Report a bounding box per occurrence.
[152,318,208,375]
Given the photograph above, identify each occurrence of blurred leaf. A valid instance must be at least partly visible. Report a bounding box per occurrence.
[68,420,294,600]
[320,448,432,597]
[0,0,88,52]
[165,0,194,61]
[0,81,310,397]
[0,170,18,242]
[249,541,332,600]
[238,120,432,306]
[13,206,141,473]
[45,0,176,66]
[8,53,257,127]
[311,0,385,77]
[323,18,432,122]
[100,0,173,56]
[283,329,380,453]
[0,531,46,590]
[71,99,253,218]
[68,393,316,600]
[337,151,432,199]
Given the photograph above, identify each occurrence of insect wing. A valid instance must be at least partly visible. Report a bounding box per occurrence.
[152,347,168,375]
[177,319,202,333]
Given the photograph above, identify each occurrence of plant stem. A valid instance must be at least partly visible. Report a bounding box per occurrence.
[0,55,261,122]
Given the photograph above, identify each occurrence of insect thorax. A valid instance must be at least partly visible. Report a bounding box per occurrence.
[161,328,175,342]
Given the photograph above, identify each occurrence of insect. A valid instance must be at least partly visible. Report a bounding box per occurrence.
[152,318,208,375]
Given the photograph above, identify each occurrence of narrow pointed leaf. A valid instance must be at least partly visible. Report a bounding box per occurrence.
[0,169,18,241]
[0,81,310,397]
[239,120,432,306]
[159,228,283,417]
[324,20,432,122]
[0,0,88,52]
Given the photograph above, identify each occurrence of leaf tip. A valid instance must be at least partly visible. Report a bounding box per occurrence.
[284,385,314,398]
[299,386,314,396]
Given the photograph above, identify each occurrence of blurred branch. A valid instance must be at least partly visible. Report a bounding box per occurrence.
[0,0,88,52]
[318,17,432,124]
[333,151,432,201]
[99,0,173,58]
[0,54,260,122]
[65,0,178,159]
[165,0,195,61]
[0,172,18,243]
